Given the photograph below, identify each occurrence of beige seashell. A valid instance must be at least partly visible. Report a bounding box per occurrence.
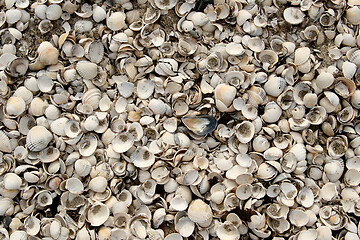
[346,6,360,25]
[189,12,209,26]
[65,177,84,194]
[75,159,92,177]
[216,221,240,240]
[39,146,60,163]
[225,42,244,56]
[89,176,107,193]
[294,47,310,65]
[130,146,155,169]
[76,61,98,79]
[215,84,236,112]
[38,46,59,66]
[187,199,212,227]
[289,209,309,227]
[107,12,126,31]
[316,72,334,89]
[6,96,26,117]
[351,90,360,109]
[78,134,97,157]
[26,126,53,152]
[262,102,282,123]
[264,76,286,97]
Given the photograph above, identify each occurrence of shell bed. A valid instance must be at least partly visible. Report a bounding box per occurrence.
[1,0,360,239]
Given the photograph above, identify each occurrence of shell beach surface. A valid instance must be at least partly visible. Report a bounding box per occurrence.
[2,0,360,239]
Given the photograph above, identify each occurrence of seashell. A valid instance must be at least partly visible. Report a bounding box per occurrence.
[294,47,310,66]
[215,84,236,112]
[6,96,26,117]
[346,6,360,25]
[130,146,155,169]
[216,221,240,240]
[74,20,93,32]
[26,126,53,152]
[39,147,60,163]
[75,159,92,177]
[235,121,255,143]
[289,209,309,227]
[93,5,106,22]
[78,134,97,157]
[155,58,178,76]
[247,37,265,52]
[46,4,62,20]
[136,79,154,99]
[85,41,104,64]
[6,57,28,77]
[6,9,21,24]
[262,102,282,123]
[112,132,134,153]
[4,173,22,190]
[257,50,278,71]
[316,72,334,89]
[178,37,197,56]
[87,203,110,226]
[24,216,40,236]
[264,76,286,97]
[89,176,107,193]
[107,12,126,31]
[320,182,337,201]
[334,77,356,98]
[351,90,360,109]
[187,199,212,227]
[296,187,314,208]
[181,115,217,136]
[283,7,305,25]
[344,169,360,186]
[225,42,244,56]
[65,177,84,194]
[324,160,344,182]
[76,61,98,79]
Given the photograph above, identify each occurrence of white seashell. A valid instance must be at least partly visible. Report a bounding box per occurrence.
[283,7,305,25]
[316,72,334,89]
[225,42,244,56]
[84,115,99,131]
[342,61,357,79]
[344,169,360,186]
[26,126,53,152]
[130,146,155,169]
[107,12,126,31]
[324,160,344,182]
[24,216,40,236]
[75,159,92,177]
[320,182,337,201]
[4,173,22,190]
[136,79,154,99]
[262,102,282,123]
[317,226,332,240]
[154,0,177,10]
[351,90,360,109]
[264,76,286,97]
[296,187,314,208]
[187,199,212,227]
[164,233,183,240]
[112,132,134,153]
[263,147,283,161]
[6,9,21,24]
[87,203,110,226]
[235,121,255,143]
[6,96,26,117]
[39,147,60,163]
[76,61,98,79]
[216,221,240,240]
[78,134,97,157]
[93,5,106,22]
[74,20,93,32]
[65,177,84,194]
[236,9,252,26]
[289,209,309,227]
[189,12,209,26]
[46,4,62,20]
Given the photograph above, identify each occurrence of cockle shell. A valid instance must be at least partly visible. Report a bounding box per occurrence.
[187,199,212,227]
[107,12,126,31]
[76,61,98,79]
[26,126,53,152]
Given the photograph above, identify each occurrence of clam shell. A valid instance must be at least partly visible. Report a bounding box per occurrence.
[112,132,134,153]
[284,7,305,25]
[107,12,126,31]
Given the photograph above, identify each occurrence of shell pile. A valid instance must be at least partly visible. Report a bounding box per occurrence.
[2,0,360,239]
